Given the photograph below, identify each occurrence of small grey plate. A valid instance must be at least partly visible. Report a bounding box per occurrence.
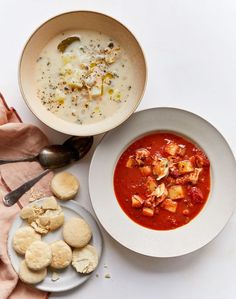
[7,199,103,292]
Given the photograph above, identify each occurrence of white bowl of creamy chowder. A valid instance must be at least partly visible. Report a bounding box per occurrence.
[19,11,147,136]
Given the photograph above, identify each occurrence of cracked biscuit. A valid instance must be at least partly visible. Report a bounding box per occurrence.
[20,197,64,235]
[72,245,98,274]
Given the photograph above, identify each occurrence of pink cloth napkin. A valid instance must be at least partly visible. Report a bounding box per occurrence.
[0,93,53,299]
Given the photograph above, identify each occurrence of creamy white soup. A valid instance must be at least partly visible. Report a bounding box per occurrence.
[35,30,135,125]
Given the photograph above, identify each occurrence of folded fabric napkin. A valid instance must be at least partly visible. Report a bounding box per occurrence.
[0,93,53,299]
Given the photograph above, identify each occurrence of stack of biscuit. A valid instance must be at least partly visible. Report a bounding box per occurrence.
[12,187,98,285]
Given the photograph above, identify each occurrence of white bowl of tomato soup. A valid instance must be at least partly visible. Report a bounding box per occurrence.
[89,108,236,257]
[19,11,147,136]
[113,132,211,231]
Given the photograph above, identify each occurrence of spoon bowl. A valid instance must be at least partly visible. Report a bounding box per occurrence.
[63,136,94,160]
[38,145,75,169]
[0,136,94,168]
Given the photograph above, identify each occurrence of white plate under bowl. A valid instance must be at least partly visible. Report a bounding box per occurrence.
[7,199,103,292]
[89,107,236,258]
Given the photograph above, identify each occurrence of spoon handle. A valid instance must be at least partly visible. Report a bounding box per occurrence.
[3,169,51,207]
[0,156,37,164]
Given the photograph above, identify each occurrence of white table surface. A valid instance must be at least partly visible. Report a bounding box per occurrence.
[1,1,236,298]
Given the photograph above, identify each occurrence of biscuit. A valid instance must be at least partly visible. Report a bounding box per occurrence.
[20,200,64,235]
[19,260,47,284]
[63,217,92,248]
[50,240,72,269]
[42,196,58,210]
[31,219,49,234]
[20,205,44,224]
[28,205,64,234]
[25,241,52,270]
[42,207,64,231]
[20,206,35,220]
[13,226,41,255]
[72,245,98,274]
[51,172,79,200]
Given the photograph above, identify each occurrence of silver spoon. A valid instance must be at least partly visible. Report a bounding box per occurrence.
[2,136,93,207]
[0,137,93,167]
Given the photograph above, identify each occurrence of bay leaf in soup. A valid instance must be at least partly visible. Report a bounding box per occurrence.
[57,36,80,53]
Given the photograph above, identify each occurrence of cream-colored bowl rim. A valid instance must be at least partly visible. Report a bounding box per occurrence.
[18,10,147,136]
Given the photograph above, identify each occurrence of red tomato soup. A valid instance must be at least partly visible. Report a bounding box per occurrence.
[113,132,210,230]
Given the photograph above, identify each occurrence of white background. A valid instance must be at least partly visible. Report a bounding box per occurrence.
[0,1,236,298]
